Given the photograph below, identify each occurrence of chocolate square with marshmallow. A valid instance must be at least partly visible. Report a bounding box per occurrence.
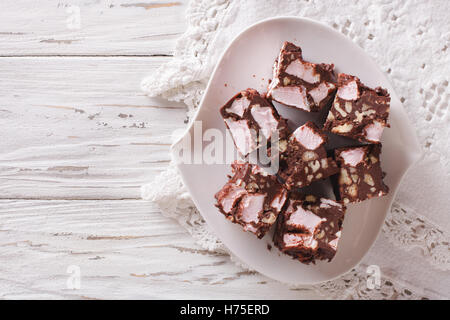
[334,145,389,204]
[275,121,339,190]
[273,195,346,264]
[324,73,390,143]
[220,88,289,157]
[267,42,336,112]
[215,161,288,238]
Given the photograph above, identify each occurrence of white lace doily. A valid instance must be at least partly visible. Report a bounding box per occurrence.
[141,0,450,299]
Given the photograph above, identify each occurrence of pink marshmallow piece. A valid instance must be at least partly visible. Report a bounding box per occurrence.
[328,231,341,251]
[337,80,359,100]
[239,194,265,224]
[309,82,335,105]
[340,148,365,167]
[285,59,320,84]
[270,189,287,212]
[270,86,310,111]
[226,97,250,117]
[292,124,324,150]
[286,204,326,234]
[364,121,384,142]
[219,185,246,214]
[319,198,343,209]
[224,118,256,155]
[250,105,279,139]
[283,233,318,249]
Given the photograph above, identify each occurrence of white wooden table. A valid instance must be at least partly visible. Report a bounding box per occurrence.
[0,0,321,299]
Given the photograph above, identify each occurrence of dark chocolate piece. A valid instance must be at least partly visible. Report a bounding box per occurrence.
[220,88,289,157]
[334,145,389,204]
[324,73,390,143]
[274,121,339,190]
[267,42,336,112]
[215,161,288,238]
[273,195,346,264]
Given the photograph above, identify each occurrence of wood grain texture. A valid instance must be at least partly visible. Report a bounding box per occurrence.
[0,0,187,56]
[0,200,319,299]
[0,57,187,200]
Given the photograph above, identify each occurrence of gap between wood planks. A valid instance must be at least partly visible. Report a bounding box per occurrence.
[0,55,179,202]
[0,3,186,202]
[0,54,173,58]
[0,198,142,201]
[0,54,188,201]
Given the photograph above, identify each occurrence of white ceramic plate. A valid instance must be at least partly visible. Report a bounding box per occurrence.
[172,17,421,284]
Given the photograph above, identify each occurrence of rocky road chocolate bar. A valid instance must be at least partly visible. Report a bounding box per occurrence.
[324,73,390,143]
[267,42,336,112]
[334,145,389,204]
[220,88,289,157]
[276,121,338,190]
[215,161,288,238]
[273,195,345,264]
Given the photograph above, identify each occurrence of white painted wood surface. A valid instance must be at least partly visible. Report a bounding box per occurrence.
[0,0,321,299]
[0,0,186,56]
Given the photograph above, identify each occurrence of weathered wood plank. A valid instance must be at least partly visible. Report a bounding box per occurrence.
[0,199,320,299]
[0,57,187,199]
[0,0,187,56]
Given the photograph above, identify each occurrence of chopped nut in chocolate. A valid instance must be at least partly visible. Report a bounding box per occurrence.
[334,144,389,203]
[275,121,339,190]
